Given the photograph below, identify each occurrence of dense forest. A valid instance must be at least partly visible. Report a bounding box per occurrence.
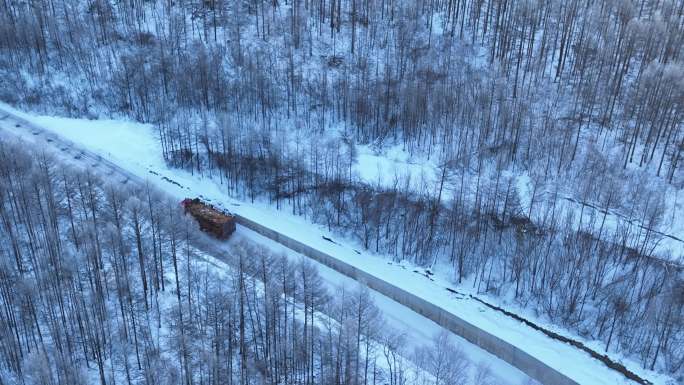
[0,0,683,380]
[0,139,503,385]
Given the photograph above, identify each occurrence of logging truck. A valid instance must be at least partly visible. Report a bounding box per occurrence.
[181,198,236,240]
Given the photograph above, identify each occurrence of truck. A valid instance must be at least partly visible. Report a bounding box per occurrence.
[181,198,236,240]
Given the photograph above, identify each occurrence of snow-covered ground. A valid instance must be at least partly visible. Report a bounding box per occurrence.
[355,143,441,191]
[0,103,677,385]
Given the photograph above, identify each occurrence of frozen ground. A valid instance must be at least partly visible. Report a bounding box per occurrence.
[0,103,677,385]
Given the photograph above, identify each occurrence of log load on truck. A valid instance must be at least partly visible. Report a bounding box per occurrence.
[181,198,236,240]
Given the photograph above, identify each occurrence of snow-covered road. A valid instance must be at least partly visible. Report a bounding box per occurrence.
[0,104,673,385]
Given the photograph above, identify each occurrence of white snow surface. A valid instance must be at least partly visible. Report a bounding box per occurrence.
[355,143,441,191]
[0,103,677,385]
